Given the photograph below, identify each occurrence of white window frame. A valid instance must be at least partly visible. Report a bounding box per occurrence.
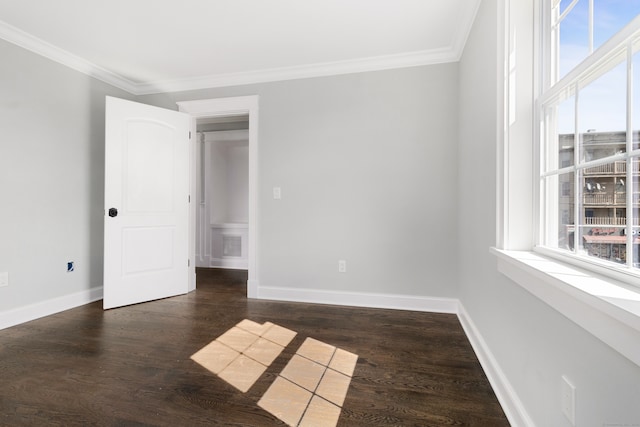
[538,3,640,285]
[494,0,640,368]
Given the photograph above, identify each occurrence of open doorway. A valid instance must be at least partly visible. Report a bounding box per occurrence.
[177,96,259,298]
[195,115,249,270]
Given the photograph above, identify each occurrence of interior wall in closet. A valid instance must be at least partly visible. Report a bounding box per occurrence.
[196,116,249,269]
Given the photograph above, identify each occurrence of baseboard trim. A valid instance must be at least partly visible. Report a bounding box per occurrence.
[457,303,535,427]
[210,259,249,270]
[0,286,103,331]
[257,286,458,314]
[247,279,259,299]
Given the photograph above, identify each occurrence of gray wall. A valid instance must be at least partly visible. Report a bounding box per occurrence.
[458,0,640,425]
[1,36,458,317]
[0,39,134,311]
[139,65,460,297]
[0,38,459,312]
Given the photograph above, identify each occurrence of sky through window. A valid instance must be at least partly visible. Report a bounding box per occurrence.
[558,1,640,133]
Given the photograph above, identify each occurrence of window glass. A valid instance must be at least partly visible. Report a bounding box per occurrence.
[578,61,627,162]
[633,50,640,150]
[594,1,640,50]
[558,94,576,135]
[559,0,574,15]
[555,95,576,169]
[632,178,640,268]
[544,172,575,250]
[580,161,627,262]
[559,0,589,78]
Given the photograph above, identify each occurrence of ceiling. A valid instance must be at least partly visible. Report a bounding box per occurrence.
[0,0,480,95]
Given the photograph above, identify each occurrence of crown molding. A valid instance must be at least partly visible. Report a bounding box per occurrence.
[0,19,138,94]
[135,47,460,94]
[0,11,477,96]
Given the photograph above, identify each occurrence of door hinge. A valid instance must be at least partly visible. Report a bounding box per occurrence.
[189,131,191,139]
[188,259,191,267]
[188,195,191,203]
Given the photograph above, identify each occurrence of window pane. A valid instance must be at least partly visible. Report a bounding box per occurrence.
[630,162,640,268]
[594,1,640,50]
[559,0,589,78]
[632,205,640,269]
[558,133,575,169]
[559,0,575,15]
[580,161,627,263]
[558,94,576,135]
[634,50,640,149]
[544,172,575,250]
[552,95,576,170]
[578,61,627,162]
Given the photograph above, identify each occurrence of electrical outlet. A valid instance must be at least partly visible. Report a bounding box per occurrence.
[338,260,347,273]
[273,187,282,200]
[0,272,8,287]
[561,376,576,426]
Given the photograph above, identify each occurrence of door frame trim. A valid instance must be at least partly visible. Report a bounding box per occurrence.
[177,96,259,298]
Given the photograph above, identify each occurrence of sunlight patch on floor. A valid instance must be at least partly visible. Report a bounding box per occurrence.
[191,320,358,427]
[191,320,295,392]
[258,337,358,427]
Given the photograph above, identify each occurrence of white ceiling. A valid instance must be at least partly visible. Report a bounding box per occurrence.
[0,0,480,95]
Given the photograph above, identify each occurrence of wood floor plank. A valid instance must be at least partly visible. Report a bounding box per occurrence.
[0,268,509,426]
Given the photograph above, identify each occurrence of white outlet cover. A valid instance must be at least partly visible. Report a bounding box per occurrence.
[273,187,282,200]
[561,376,576,426]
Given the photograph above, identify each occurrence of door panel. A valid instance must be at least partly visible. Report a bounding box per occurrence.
[122,226,175,275]
[104,96,190,309]
[125,120,175,212]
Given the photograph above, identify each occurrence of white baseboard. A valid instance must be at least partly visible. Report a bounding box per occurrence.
[0,286,103,331]
[457,303,535,427]
[257,286,459,313]
[247,279,259,298]
[210,258,248,270]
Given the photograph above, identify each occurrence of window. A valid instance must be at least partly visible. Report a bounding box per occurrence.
[539,1,640,277]
[494,0,640,372]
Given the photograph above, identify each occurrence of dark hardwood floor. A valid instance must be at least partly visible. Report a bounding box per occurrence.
[0,269,509,426]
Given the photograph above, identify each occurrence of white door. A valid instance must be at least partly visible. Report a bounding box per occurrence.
[104,96,191,309]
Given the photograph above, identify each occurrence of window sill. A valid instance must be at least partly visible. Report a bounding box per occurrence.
[491,248,640,367]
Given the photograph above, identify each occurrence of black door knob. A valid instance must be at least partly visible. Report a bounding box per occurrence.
[108,208,118,218]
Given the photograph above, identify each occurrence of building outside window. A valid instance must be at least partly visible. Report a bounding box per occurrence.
[539,0,640,274]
